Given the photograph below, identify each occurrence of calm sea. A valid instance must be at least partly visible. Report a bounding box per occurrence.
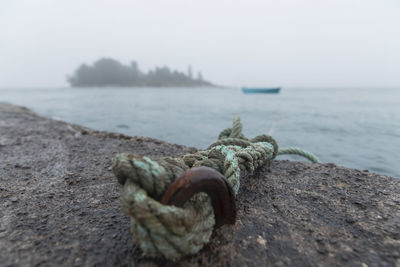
[1,87,399,178]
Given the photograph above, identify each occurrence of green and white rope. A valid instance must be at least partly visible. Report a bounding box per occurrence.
[278,147,320,163]
[112,117,319,260]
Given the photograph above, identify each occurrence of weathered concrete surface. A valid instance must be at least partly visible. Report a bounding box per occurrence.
[0,103,399,267]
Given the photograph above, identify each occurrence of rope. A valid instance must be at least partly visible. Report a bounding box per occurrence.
[112,117,319,260]
[278,147,320,163]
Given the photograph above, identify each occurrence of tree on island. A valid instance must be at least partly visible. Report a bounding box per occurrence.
[67,58,213,87]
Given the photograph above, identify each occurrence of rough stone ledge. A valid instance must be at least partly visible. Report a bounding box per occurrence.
[0,103,399,267]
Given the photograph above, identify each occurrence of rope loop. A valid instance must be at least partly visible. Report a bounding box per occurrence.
[112,117,320,259]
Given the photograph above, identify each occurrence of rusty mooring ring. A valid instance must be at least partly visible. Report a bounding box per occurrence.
[161,166,236,228]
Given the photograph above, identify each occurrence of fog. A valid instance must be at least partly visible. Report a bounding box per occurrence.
[1,0,399,88]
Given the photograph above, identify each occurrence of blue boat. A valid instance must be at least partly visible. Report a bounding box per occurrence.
[242,87,281,94]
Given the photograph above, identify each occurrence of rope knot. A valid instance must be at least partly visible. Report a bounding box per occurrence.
[112,117,320,260]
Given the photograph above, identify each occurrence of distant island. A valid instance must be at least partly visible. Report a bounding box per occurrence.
[67,58,214,87]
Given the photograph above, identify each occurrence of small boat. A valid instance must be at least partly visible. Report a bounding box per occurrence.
[242,87,281,94]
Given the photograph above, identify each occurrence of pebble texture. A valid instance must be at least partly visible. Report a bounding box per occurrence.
[0,103,399,266]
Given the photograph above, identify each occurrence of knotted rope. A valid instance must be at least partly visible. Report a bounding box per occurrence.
[112,117,320,260]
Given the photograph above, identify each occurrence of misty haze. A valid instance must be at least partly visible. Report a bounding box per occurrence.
[1,1,400,266]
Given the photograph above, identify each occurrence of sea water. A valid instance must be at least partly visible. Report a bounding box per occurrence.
[1,87,399,178]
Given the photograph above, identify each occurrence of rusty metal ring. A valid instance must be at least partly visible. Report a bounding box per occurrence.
[161,166,236,228]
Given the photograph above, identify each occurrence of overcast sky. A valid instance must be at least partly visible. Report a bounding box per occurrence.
[1,0,399,87]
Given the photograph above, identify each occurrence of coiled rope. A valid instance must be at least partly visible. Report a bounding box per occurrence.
[112,117,320,260]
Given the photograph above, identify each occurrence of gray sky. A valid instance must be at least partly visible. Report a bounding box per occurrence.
[1,0,399,87]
